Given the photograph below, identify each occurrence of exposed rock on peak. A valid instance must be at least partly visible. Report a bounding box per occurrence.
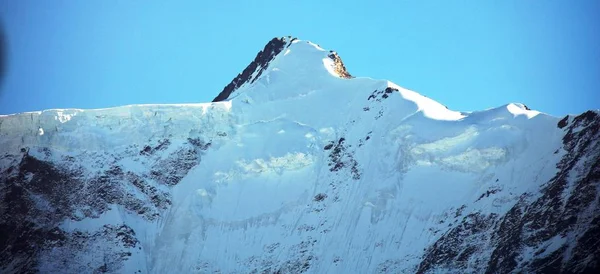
[327,51,353,79]
[212,36,295,102]
[212,36,354,102]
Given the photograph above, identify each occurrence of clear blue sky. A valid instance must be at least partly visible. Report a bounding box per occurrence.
[0,0,598,116]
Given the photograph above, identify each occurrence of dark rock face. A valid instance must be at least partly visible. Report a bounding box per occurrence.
[38,224,139,273]
[0,137,210,273]
[417,111,600,274]
[1,152,83,273]
[558,115,569,129]
[417,212,498,273]
[325,137,360,180]
[212,37,293,102]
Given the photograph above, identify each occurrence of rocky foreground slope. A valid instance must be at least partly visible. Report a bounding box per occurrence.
[1,37,598,273]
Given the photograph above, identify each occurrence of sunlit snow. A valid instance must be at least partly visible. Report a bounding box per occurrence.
[0,39,570,273]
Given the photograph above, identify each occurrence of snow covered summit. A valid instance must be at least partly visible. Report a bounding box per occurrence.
[0,37,599,273]
[212,36,352,102]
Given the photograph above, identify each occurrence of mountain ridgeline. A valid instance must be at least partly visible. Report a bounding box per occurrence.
[0,37,598,273]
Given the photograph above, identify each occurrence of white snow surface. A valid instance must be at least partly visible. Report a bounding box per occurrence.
[0,39,569,273]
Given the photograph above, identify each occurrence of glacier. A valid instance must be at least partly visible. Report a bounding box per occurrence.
[0,37,598,273]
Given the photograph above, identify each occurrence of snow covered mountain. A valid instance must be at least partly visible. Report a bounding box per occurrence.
[1,36,598,273]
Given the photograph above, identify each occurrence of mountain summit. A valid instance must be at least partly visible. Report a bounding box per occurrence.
[212,36,292,102]
[213,36,352,102]
[0,38,598,273]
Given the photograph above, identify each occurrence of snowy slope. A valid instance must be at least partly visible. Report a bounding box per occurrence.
[1,37,598,273]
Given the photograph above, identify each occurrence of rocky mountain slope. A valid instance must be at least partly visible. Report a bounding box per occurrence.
[1,37,598,273]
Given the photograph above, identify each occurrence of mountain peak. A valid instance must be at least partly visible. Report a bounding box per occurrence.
[212,37,352,102]
[212,36,292,102]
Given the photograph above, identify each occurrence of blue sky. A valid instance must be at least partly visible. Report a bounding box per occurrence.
[0,0,598,116]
